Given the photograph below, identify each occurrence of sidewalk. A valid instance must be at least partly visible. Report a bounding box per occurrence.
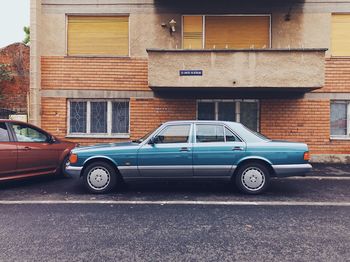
[309,163,350,177]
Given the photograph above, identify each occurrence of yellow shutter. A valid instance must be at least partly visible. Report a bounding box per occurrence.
[68,16,129,56]
[183,16,203,49]
[332,14,350,56]
[205,16,270,49]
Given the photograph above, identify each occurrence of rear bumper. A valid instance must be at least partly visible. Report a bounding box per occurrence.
[65,165,83,178]
[272,164,312,177]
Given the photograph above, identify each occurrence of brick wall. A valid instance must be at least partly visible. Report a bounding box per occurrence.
[41,97,196,146]
[0,43,29,113]
[130,98,196,139]
[260,99,350,154]
[41,57,148,91]
[314,58,350,93]
[42,96,350,155]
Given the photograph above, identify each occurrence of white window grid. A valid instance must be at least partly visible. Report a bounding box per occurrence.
[330,100,350,139]
[67,99,130,138]
[196,99,260,131]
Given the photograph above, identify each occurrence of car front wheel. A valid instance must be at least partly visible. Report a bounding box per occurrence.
[235,162,270,194]
[83,161,117,194]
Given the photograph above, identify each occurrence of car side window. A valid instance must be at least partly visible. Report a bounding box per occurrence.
[225,127,241,142]
[0,123,10,142]
[196,124,225,143]
[12,124,49,143]
[155,125,191,144]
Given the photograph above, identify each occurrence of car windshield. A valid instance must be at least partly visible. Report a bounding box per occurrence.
[132,125,160,143]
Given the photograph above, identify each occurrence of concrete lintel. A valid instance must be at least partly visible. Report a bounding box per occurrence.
[304,93,350,100]
[41,89,155,99]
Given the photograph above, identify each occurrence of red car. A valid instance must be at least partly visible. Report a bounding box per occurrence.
[0,120,76,181]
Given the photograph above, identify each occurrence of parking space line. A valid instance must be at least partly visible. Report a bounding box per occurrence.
[0,200,349,206]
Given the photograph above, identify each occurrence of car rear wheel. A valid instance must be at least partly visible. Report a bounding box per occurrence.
[235,162,270,194]
[83,161,117,194]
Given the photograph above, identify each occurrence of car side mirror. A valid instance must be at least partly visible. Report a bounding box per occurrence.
[48,135,56,144]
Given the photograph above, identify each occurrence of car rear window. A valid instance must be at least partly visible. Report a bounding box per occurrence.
[0,123,10,142]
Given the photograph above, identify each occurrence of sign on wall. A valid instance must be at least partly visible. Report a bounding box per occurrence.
[179,70,203,76]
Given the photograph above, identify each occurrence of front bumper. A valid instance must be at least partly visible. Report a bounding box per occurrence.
[65,165,83,178]
[272,163,312,177]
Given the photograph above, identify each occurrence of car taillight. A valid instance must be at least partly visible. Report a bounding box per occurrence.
[69,154,78,164]
[304,151,310,161]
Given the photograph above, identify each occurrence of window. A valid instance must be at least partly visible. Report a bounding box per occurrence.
[332,14,350,57]
[0,123,9,142]
[91,102,107,133]
[183,15,270,49]
[67,16,129,56]
[12,124,48,143]
[225,127,239,142]
[155,125,191,144]
[196,124,225,143]
[197,100,259,131]
[330,101,349,137]
[197,102,215,120]
[68,100,129,137]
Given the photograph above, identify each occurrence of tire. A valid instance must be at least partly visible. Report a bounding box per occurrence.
[83,161,117,194]
[56,155,69,178]
[235,162,270,195]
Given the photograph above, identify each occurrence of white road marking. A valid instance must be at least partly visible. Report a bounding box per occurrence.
[278,176,350,180]
[0,200,349,206]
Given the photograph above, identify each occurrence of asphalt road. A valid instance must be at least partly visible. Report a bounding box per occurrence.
[0,166,349,262]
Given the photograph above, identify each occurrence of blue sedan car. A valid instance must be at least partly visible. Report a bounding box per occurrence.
[66,121,312,194]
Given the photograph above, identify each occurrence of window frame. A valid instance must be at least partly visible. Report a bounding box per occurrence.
[194,123,242,143]
[181,14,272,50]
[0,122,12,143]
[330,100,350,140]
[196,99,260,132]
[65,14,131,57]
[67,99,130,138]
[331,13,350,57]
[153,124,192,144]
[9,123,51,143]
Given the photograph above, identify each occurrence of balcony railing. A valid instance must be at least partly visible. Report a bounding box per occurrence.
[147,48,327,91]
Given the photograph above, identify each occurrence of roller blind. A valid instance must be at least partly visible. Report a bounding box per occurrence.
[205,16,270,49]
[68,16,129,56]
[183,16,203,49]
[332,14,350,56]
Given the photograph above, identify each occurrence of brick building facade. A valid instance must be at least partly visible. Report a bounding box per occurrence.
[30,0,350,163]
[0,43,29,115]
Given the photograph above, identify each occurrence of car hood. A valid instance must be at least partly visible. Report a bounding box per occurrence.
[72,141,139,153]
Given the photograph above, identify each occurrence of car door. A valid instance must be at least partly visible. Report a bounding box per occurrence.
[137,123,193,177]
[0,122,17,178]
[10,123,59,174]
[193,124,246,177]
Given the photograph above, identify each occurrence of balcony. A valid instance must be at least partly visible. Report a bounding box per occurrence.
[147,49,326,91]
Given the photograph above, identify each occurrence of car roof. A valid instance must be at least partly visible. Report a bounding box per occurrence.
[0,119,30,125]
[162,120,242,126]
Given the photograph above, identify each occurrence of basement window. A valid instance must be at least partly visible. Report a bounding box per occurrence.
[67,99,129,138]
[197,100,259,131]
[330,101,350,138]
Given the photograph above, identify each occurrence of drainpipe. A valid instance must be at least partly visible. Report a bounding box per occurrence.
[29,0,41,126]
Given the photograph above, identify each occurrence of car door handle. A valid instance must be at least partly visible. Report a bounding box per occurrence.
[179,147,190,152]
[232,146,244,151]
[23,146,31,151]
